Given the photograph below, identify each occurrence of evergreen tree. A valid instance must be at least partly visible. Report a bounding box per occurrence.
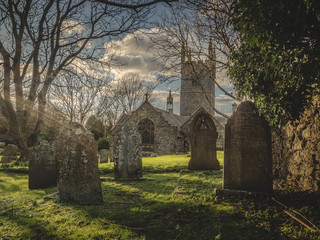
[229,0,320,126]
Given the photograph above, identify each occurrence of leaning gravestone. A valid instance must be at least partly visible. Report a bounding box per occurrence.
[54,123,103,204]
[28,140,57,189]
[113,124,142,180]
[1,144,19,163]
[188,110,220,170]
[224,101,273,193]
[99,149,108,163]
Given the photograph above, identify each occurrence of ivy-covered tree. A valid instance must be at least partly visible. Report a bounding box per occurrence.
[229,0,320,126]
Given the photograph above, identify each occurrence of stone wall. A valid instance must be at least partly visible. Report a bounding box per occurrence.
[272,97,320,192]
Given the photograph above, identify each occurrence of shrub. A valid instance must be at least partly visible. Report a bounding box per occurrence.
[97,137,109,150]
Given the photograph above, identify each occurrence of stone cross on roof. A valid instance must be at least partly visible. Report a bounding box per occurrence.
[145,92,150,102]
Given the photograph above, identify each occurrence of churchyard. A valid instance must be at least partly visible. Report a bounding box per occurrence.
[0,153,319,240]
[0,1,318,239]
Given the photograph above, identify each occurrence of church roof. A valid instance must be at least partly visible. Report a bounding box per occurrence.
[112,101,189,132]
[153,106,189,127]
[112,101,226,133]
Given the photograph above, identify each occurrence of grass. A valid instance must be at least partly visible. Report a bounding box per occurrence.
[0,152,319,240]
[100,152,224,174]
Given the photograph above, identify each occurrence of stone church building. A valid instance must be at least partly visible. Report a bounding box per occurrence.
[112,40,227,155]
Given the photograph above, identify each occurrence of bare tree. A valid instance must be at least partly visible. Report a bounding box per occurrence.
[48,71,110,124]
[112,72,150,114]
[147,0,240,117]
[0,0,174,159]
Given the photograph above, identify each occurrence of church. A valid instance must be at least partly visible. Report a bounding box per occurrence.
[112,40,227,155]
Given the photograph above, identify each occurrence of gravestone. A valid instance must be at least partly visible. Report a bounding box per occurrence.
[188,109,220,170]
[28,140,57,189]
[99,149,108,163]
[1,144,19,163]
[54,122,103,204]
[224,101,272,193]
[113,124,142,180]
[0,142,4,155]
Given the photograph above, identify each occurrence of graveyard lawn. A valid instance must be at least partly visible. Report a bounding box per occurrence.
[0,153,319,240]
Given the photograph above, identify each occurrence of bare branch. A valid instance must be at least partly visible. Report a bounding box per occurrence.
[93,0,177,10]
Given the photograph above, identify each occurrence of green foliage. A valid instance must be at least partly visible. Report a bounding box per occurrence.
[97,137,110,151]
[0,153,319,239]
[229,0,320,126]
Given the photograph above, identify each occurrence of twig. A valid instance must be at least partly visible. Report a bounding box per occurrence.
[272,197,320,233]
[291,208,320,232]
[283,210,315,232]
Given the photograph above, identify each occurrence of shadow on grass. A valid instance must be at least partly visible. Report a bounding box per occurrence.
[100,170,223,196]
[70,181,284,240]
[2,216,60,240]
[0,170,305,240]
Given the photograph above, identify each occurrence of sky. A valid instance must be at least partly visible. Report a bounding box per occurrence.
[101,28,236,116]
[101,2,237,116]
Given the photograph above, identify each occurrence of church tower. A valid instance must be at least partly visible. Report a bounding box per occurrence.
[180,39,216,116]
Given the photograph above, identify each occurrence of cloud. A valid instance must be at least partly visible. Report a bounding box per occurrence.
[215,94,236,106]
[102,29,171,81]
[62,20,85,35]
[151,90,180,103]
[99,28,235,113]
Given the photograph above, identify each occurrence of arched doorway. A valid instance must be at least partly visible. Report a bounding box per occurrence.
[137,118,155,152]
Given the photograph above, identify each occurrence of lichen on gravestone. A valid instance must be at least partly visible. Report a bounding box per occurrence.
[54,122,103,204]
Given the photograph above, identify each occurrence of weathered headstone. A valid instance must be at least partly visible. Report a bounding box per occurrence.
[224,101,273,193]
[188,109,220,170]
[99,149,108,163]
[28,140,57,189]
[1,144,19,163]
[113,124,142,180]
[54,123,103,204]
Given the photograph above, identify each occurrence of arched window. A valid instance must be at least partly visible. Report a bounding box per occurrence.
[137,119,155,144]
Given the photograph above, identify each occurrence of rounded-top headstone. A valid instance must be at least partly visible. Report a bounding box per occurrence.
[236,101,257,112]
[54,122,103,204]
[224,101,273,193]
[1,144,19,163]
[3,144,19,156]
